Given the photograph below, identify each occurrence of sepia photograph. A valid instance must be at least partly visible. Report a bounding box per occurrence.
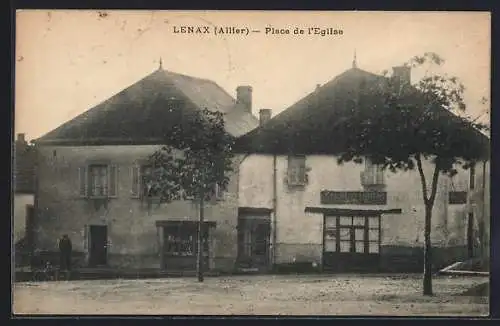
[12,10,490,316]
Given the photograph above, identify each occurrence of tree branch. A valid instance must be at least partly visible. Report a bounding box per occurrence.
[416,153,429,205]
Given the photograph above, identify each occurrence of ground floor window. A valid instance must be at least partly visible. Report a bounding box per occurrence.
[324,215,381,254]
[162,224,209,257]
[159,222,212,271]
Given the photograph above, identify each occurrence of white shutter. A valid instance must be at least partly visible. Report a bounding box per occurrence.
[131,165,140,198]
[78,166,88,198]
[108,164,118,197]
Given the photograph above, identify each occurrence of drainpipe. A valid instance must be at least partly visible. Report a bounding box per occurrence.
[272,154,278,270]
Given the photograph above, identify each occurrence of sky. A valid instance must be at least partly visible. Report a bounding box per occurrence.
[15,10,491,141]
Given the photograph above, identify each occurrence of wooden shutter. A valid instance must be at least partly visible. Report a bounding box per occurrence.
[131,165,140,198]
[78,166,88,198]
[298,156,306,183]
[108,164,118,197]
[287,156,297,185]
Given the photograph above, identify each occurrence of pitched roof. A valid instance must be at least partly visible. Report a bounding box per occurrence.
[234,67,490,156]
[234,67,383,154]
[35,68,259,145]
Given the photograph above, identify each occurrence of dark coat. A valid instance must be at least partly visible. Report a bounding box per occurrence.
[59,237,72,255]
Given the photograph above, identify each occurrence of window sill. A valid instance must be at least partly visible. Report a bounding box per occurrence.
[83,196,115,200]
[287,183,307,189]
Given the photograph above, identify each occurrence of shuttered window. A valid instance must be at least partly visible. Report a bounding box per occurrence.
[131,165,154,198]
[78,164,118,198]
[287,155,307,186]
[361,158,385,186]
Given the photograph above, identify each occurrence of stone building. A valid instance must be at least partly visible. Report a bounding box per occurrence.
[33,64,258,272]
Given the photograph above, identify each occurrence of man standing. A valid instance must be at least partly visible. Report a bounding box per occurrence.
[58,234,72,280]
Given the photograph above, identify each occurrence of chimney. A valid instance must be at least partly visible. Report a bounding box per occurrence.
[17,133,25,143]
[259,109,272,126]
[392,66,411,86]
[236,85,253,113]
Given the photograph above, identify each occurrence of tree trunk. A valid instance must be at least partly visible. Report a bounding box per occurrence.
[423,204,433,296]
[467,212,474,258]
[416,154,439,297]
[197,192,204,283]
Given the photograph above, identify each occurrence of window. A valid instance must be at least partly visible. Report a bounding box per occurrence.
[323,215,381,254]
[324,217,337,252]
[287,155,307,186]
[209,182,224,201]
[90,165,108,197]
[79,164,118,198]
[361,158,384,187]
[131,164,158,198]
[449,191,467,204]
[368,219,380,253]
[163,225,208,256]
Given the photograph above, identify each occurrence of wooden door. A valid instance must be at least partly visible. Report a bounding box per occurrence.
[89,225,108,267]
[237,217,271,269]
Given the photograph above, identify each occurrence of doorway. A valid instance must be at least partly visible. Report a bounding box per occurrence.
[89,225,108,267]
[237,216,271,271]
[322,215,381,272]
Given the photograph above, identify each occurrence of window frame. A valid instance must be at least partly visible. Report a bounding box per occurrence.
[89,164,109,198]
[163,225,209,257]
[323,215,381,254]
[287,155,307,186]
[80,162,118,199]
[361,158,385,186]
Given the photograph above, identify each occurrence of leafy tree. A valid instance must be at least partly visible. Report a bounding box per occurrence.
[147,108,234,282]
[338,52,489,295]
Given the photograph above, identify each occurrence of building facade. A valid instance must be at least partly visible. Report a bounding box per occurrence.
[234,63,490,273]
[33,66,258,272]
[237,154,489,272]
